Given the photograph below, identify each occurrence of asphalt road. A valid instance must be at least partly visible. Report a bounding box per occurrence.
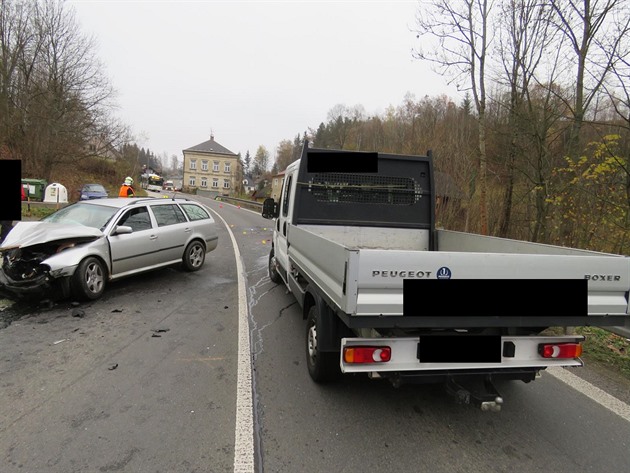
[0,194,629,473]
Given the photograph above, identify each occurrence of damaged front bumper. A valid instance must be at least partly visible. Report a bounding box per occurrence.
[0,222,107,301]
[0,269,55,298]
[0,249,75,300]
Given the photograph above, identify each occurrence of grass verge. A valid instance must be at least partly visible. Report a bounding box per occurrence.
[576,326,630,379]
[22,206,57,220]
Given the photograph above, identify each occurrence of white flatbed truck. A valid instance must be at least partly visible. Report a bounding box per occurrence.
[261,145,630,410]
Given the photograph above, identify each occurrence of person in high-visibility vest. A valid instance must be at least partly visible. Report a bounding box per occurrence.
[119,177,135,197]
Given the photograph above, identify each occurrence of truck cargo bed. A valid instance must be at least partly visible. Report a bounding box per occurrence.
[288,225,630,325]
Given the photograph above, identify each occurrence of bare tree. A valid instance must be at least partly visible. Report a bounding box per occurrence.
[494,0,556,237]
[274,139,295,173]
[549,0,630,157]
[0,0,37,163]
[326,104,365,150]
[29,0,115,178]
[594,36,630,252]
[169,154,179,174]
[413,0,494,234]
[0,0,118,180]
[252,145,269,177]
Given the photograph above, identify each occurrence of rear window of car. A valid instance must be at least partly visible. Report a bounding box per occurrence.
[85,184,105,192]
[180,203,211,221]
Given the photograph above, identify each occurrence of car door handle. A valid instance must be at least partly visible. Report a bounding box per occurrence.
[150,235,158,240]
[184,228,191,233]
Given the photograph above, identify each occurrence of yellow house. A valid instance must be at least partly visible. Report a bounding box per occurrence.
[270,171,285,202]
[182,135,243,195]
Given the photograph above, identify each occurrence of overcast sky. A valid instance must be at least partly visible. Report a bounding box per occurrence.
[68,0,459,165]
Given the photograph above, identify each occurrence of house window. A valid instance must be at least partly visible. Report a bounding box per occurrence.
[190,160,197,170]
[212,178,219,188]
[201,160,208,171]
[223,179,230,189]
[201,177,207,188]
[273,178,278,186]
[189,176,196,186]
[213,161,219,172]
[224,162,231,173]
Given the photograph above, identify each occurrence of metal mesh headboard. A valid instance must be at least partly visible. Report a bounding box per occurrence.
[293,147,434,230]
[309,173,422,205]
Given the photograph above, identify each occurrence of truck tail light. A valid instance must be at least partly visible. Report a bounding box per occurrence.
[344,346,391,364]
[538,343,583,359]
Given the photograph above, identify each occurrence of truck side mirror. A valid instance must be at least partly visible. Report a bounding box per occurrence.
[262,198,279,219]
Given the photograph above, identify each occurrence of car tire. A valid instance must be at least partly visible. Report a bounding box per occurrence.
[268,249,281,284]
[71,257,106,301]
[183,240,206,271]
[306,305,341,383]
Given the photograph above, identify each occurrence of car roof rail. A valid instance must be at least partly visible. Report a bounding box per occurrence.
[122,196,193,205]
[123,197,155,206]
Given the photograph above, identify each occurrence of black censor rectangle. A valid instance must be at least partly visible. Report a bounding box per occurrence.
[418,335,501,363]
[306,151,378,173]
[0,160,22,221]
[403,279,588,317]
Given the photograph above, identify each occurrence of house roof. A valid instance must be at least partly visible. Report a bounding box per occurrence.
[183,136,237,156]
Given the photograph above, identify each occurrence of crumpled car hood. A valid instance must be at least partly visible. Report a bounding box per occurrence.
[0,222,104,250]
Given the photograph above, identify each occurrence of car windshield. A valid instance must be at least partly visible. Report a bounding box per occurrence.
[42,202,119,230]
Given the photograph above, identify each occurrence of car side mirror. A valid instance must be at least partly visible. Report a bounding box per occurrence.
[262,198,279,219]
[113,225,133,235]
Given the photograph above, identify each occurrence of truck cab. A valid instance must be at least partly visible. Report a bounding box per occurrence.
[263,159,299,286]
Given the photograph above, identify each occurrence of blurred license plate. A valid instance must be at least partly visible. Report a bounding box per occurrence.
[418,335,501,363]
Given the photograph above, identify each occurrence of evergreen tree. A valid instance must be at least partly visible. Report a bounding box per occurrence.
[244,150,251,175]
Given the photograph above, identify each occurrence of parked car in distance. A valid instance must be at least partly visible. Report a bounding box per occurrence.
[0,197,219,301]
[79,183,108,200]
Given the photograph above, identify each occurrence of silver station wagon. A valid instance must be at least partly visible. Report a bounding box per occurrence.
[0,197,218,301]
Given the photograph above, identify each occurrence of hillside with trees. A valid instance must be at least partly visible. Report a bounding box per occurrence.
[0,0,147,196]
[269,1,630,255]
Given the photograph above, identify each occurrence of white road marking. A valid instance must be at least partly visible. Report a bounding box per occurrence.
[547,366,630,423]
[208,208,255,473]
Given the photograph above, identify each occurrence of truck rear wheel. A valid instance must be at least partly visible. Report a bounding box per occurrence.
[306,305,340,382]
[268,249,281,284]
